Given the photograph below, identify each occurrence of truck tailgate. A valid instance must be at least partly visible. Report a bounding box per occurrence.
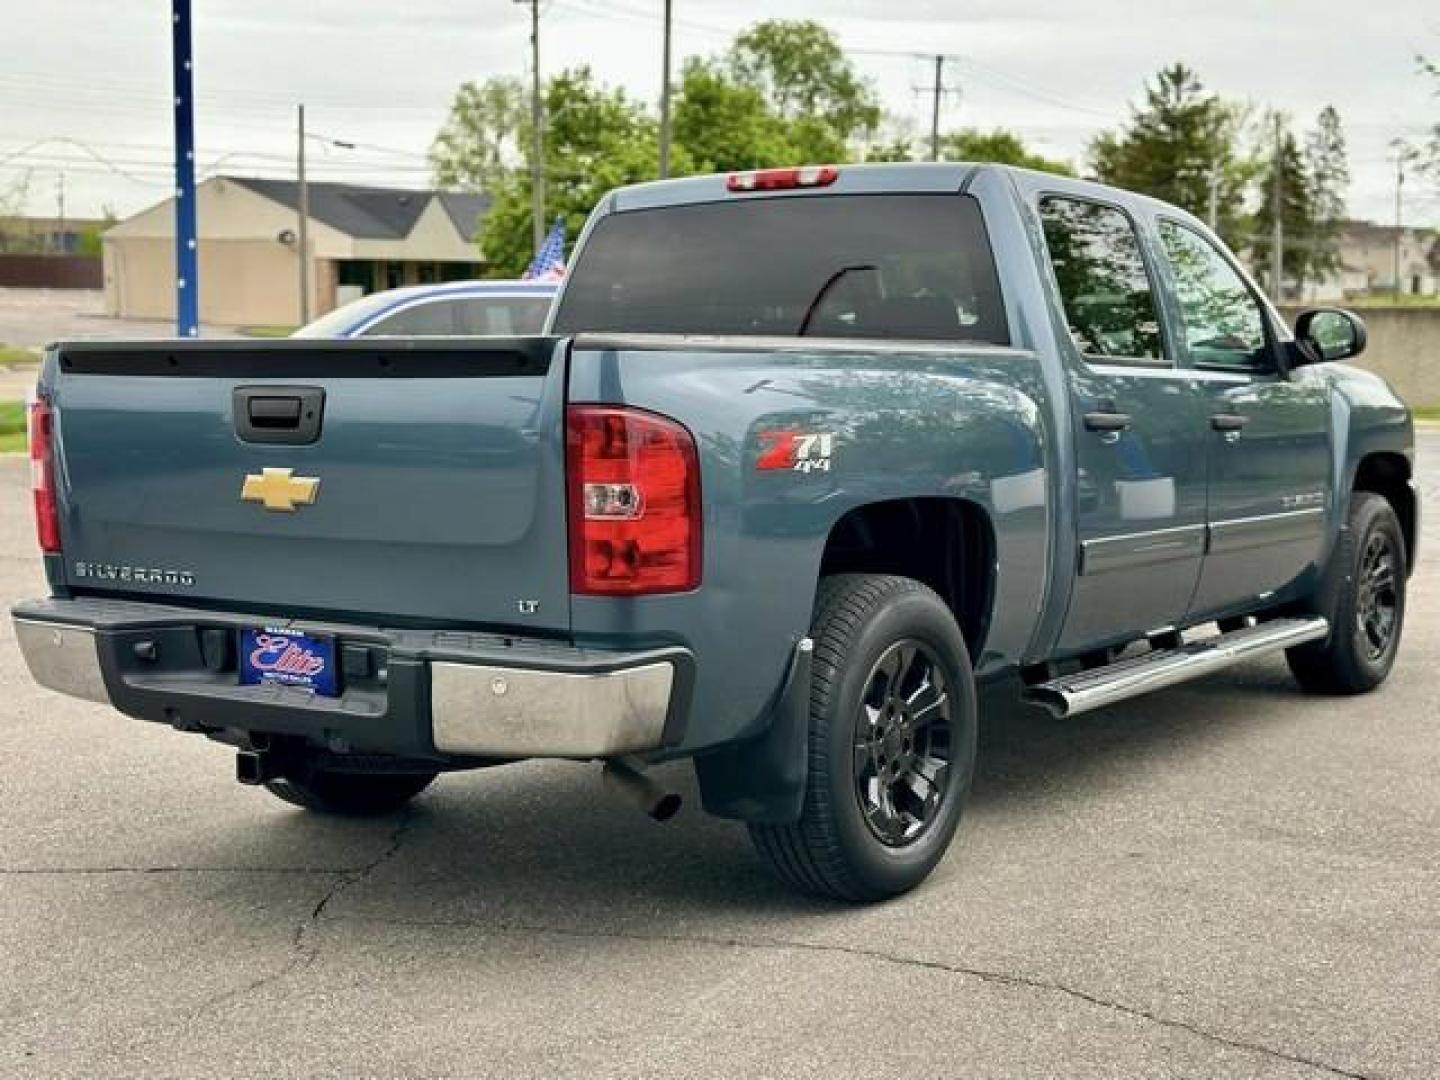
[48,339,571,633]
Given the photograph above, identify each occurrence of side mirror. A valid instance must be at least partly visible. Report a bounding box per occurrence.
[1294,308,1367,364]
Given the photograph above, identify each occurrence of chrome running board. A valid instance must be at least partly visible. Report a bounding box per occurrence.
[1025,617,1330,718]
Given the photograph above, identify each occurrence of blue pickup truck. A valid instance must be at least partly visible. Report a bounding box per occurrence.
[13,164,1414,901]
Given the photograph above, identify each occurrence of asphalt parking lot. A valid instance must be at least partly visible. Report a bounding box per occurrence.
[0,288,233,353]
[1,436,1436,1080]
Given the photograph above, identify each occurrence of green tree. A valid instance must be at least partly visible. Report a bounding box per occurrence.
[672,58,793,173]
[1418,56,1440,192]
[429,77,526,192]
[479,68,675,277]
[940,129,1074,175]
[1090,64,1252,243]
[1303,106,1350,283]
[76,204,117,259]
[727,20,880,138]
[674,20,882,168]
[0,170,34,253]
[865,126,1074,175]
[1251,116,1316,295]
[863,135,921,164]
[438,21,895,271]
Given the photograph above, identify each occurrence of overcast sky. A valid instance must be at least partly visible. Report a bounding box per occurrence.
[4,0,1437,227]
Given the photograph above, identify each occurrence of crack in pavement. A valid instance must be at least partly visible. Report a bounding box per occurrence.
[7,825,1380,1079]
[329,913,1375,1080]
[176,810,417,1021]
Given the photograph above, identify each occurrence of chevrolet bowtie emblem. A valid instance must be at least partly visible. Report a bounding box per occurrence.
[241,468,321,512]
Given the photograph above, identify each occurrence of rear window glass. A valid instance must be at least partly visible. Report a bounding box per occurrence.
[552,194,1009,345]
[362,297,552,337]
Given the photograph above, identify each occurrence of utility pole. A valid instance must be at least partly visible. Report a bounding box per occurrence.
[55,172,65,254]
[171,0,199,337]
[915,55,959,162]
[929,55,945,161]
[658,0,673,178]
[296,103,310,325]
[1393,148,1406,297]
[1270,115,1284,303]
[516,0,544,256]
[1205,159,1219,231]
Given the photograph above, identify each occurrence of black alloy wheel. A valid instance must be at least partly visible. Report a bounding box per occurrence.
[1355,530,1399,661]
[853,640,953,847]
[1288,491,1407,694]
[749,573,977,902]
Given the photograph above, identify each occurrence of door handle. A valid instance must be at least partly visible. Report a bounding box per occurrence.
[1084,411,1133,433]
[1210,413,1250,433]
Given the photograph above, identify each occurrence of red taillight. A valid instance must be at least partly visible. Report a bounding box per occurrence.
[567,405,701,596]
[726,166,839,193]
[29,397,61,554]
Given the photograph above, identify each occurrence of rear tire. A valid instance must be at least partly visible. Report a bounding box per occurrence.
[749,574,978,902]
[265,765,437,816]
[1287,492,1406,694]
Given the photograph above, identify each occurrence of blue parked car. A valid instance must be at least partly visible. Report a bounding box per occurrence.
[293,280,558,338]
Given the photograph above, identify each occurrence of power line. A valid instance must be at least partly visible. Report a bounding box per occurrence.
[960,59,1115,119]
[0,147,433,175]
[0,138,167,186]
[0,68,457,113]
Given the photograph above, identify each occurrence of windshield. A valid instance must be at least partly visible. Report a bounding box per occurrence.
[552,193,1008,345]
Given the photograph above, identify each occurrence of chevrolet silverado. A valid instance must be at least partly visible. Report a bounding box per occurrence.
[13,163,1415,901]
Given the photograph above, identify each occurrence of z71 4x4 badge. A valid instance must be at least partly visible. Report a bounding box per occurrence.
[756,432,835,474]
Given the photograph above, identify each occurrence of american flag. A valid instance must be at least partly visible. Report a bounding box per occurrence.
[523,218,568,281]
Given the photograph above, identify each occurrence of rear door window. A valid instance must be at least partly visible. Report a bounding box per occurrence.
[1038,197,1166,364]
[552,194,1009,345]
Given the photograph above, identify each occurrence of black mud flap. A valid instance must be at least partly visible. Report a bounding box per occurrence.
[694,637,812,824]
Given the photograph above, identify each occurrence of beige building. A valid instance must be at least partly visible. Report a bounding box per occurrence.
[1303,221,1439,302]
[102,176,488,327]
[1339,221,1438,297]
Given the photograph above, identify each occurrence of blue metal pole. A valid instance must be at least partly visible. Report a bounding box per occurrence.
[171,0,199,336]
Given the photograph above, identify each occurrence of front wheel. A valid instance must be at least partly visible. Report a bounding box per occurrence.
[1287,492,1407,694]
[749,574,978,902]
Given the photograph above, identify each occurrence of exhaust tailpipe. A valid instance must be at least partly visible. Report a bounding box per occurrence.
[602,757,682,822]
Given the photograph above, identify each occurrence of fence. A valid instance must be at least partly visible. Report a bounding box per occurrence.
[1281,305,1440,410]
[0,254,103,289]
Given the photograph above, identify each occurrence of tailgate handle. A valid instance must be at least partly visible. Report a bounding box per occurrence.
[234,386,325,445]
[249,397,302,427]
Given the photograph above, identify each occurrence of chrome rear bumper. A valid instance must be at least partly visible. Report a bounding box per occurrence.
[430,660,674,757]
[12,599,688,760]
[13,619,109,704]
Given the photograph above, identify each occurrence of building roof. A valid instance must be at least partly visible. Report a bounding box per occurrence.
[1340,220,1436,244]
[227,177,490,241]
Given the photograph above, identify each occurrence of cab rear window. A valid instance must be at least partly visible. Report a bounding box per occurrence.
[552,194,1009,345]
